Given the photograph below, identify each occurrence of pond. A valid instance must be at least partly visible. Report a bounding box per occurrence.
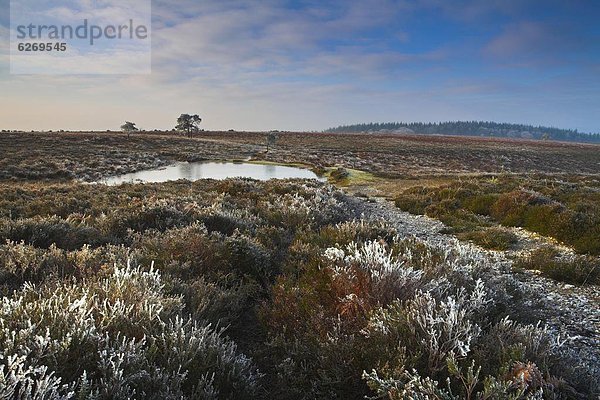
[100,161,325,185]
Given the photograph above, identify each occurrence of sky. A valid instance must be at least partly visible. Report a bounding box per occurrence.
[0,0,599,132]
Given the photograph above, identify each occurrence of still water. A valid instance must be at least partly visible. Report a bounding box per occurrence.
[101,162,324,185]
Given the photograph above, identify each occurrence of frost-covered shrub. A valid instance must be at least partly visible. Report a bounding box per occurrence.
[0,354,73,399]
[459,226,519,251]
[133,224,224,280]
[364,280,489,373]
[362,285,580,399]
[260,185,349,228]
[134,224,274,287]
[324,240,425,305]
[0,179,596,398]
[363,359,547,400]
[97,202,192,240]
[0,264,261,399]
[171,276,258,328]
[198,197,263,236]
[224,232,274,286]
[261,231,593,398]
[0,215,107,250]
[264,240,423,340]
[301,219,397,250]
[260,240,428,397]
[0,241,138,291]
[515,246,600,285]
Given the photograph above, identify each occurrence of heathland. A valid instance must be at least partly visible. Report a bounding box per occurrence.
[0,130,599,399]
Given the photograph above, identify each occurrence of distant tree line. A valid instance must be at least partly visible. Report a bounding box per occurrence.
[324,121,600,143]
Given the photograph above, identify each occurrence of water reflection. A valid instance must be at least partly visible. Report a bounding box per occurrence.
[101,162,324,185]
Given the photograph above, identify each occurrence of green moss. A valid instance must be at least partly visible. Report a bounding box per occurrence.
[325,167,378,186]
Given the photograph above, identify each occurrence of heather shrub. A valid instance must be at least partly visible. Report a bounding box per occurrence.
[200,212,247,235]
[260,233,594,398]
[133,224,224,280]
[462,193,498,215]
[0,241,136,291]
[0,264,261,399]
[134,224,275,287]
[363,289,573,399]
[363,280,489,374]
[224,232,274,286]
[284,220,397,271]
[422,199,489,233]
[260,190,347,228]
[254,225,294,265]
[394,193,429,215]
[260,240,426,397]
[389,237,448,276]
[171,277,257,327]
[314,220,396,248]
[98,203,192,240]
[0,354,72,399]
[196,195,263,236]
[491,190,560,226]
[324,240,426,305]
[0,216,107,250]
[395,176,600,255]
[0,178,596,398]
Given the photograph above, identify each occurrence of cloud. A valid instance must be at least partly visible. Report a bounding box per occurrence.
[0,0,598,133]
[483,21,596,66]
[147,0,432,87]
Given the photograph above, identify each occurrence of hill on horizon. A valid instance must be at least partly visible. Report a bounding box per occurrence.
[325,121,600,144]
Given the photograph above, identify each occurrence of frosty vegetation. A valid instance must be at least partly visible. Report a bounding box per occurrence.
[0,179,597,398]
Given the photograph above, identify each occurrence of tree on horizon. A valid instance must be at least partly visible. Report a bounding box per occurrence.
[120,121,139,138]
[176,114,202,138]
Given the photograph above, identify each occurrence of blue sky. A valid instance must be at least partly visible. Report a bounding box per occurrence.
[0,0,599,132]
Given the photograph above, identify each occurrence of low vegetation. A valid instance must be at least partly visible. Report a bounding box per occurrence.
[0,179,597,398]
[457,227,519,251]
[394,174,600,282]
[514,246,600,286]
[2,131,600,183]
[395,175,600,284]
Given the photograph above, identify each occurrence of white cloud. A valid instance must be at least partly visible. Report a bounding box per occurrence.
[0,0,597,133]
